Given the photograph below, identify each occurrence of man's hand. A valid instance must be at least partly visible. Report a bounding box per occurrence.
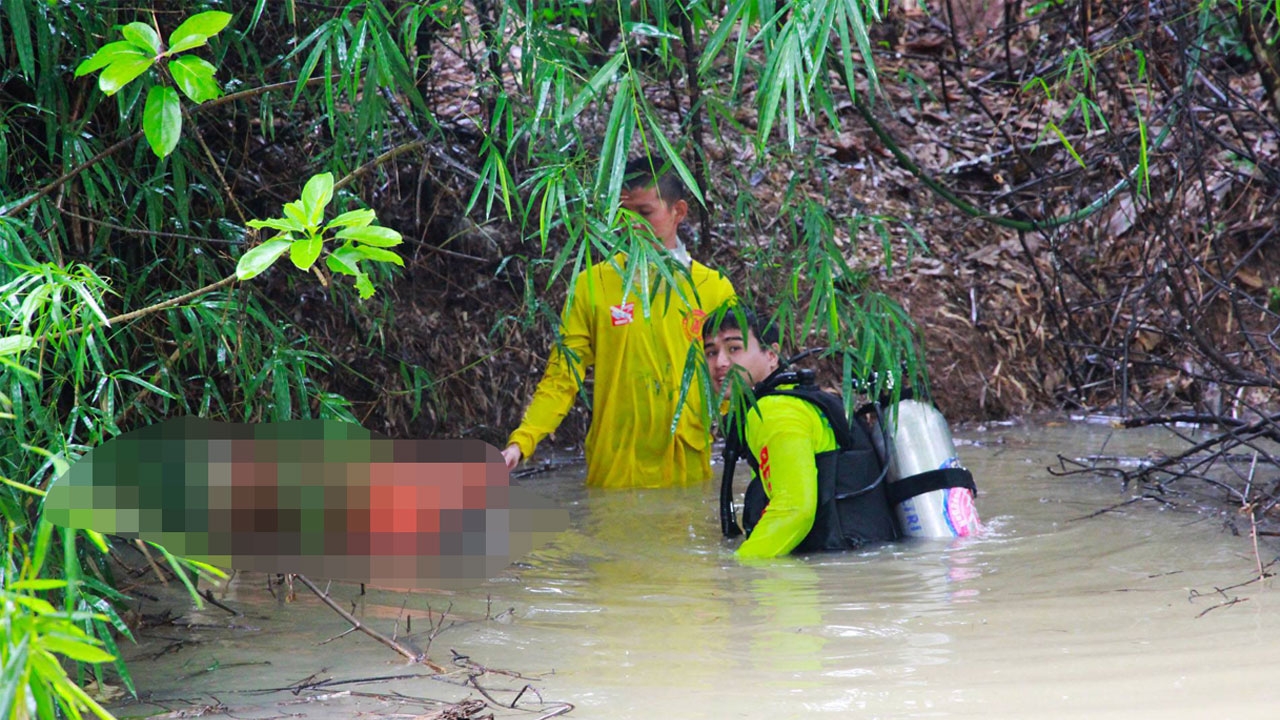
[501,444,522,470]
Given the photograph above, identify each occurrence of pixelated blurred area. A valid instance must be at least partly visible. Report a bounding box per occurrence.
[44,417,568,589]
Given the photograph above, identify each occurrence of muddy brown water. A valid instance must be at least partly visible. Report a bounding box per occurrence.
[109,419,1280,719]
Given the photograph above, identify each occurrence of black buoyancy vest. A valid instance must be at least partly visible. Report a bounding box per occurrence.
[719,372,900,553]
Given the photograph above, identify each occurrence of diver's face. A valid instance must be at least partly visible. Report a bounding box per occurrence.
[704,327,778,393]
[620,185,687,249]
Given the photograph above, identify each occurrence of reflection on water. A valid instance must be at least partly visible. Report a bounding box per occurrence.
[114,420,1280,719]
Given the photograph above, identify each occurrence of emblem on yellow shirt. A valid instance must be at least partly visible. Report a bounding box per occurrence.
[610,302,635,326]
[683,308,708,341]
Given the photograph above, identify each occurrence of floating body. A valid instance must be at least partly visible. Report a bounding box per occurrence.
[44,417,568,588]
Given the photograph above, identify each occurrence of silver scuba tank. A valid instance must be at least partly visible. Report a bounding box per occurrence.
[881,399,981,538]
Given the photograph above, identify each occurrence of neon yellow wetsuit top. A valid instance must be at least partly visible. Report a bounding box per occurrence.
[737,391,838,559]
[508,255,736,488]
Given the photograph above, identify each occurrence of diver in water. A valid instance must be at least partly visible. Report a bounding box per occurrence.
[703,305,900,559]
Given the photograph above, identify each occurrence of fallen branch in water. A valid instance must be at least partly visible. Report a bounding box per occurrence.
[293,573,446,672]
[1194,596,1248,618]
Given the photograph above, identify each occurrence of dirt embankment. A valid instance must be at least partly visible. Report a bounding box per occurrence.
[266,4,1277,450]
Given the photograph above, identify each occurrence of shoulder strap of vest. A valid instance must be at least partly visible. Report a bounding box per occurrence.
[719,411,745,538]
[763,386,857,450]
[719,371,851,538]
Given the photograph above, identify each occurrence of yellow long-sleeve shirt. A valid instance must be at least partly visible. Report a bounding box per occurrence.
[736,392,838,559]
[508,255,736,488]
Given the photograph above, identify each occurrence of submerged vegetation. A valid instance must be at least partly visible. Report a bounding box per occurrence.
[1,0,1278,716]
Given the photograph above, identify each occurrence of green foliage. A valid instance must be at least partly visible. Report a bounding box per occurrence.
[73,11,232,157]
[1,520,116,720]
[241,173,405,299]
[0,1,934,709]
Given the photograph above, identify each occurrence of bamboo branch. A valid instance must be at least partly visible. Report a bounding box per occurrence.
[1,77,336,220]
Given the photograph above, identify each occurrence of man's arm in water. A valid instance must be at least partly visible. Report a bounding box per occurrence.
[737,397,822,559]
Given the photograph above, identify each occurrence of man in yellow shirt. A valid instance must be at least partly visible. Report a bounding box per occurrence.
[501,157,736,488]
[703,307,898,558]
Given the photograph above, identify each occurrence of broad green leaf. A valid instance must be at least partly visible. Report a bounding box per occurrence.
[325,208,376,230]
[98,56,155,95]
[235,238,292,280]
[0,334,34,356]
[290,235,324,270]
[168,11,234,54]
[354,272,375,299]
[327,245,362,276]
[74,41,146,77]
[336,225,402,247]
[354,246,404,266]
[170,55,221,103]
[282,201,309,229]
[142,86,182,157]
[246,217,303,233]
[121,22,161,55]
[300,173,334,226]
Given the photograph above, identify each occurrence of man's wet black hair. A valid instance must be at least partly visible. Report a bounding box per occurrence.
[622,156,686,205]
[702,304,780,348]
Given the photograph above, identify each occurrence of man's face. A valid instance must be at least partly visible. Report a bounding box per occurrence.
[620,185,688,249]
[704,326,779,393]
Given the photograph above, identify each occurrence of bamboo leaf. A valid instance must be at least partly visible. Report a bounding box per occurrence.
[151,544,203,607]
[6,593,58,616]
[565,51,626,121]
[646,126,704,206]
[0,635,29,717]
[699,0,751,76]
[7,579,68,591]
[114,373,178,398]
[37,636,114,665]
[0,335,35,356]
[625,22,680,41]
[596,75,634,208]
[1047,121,1086,168]
[142,86,182,157]
[6,0,34,78]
